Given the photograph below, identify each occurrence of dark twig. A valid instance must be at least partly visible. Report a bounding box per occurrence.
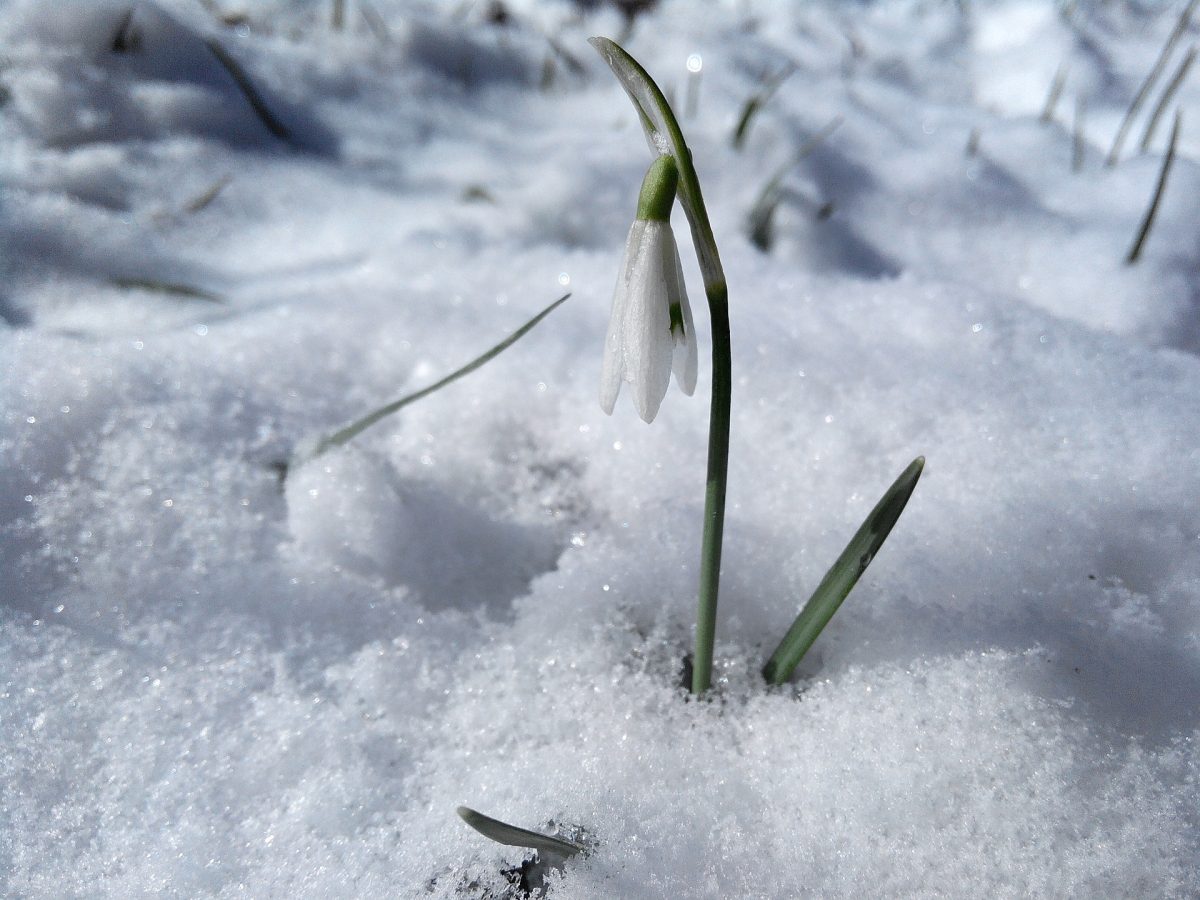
[203,38,294,144]
[732,64,797,150]
[112,277,224,303]
[1040,62,1068,124]
[1072,95,1087,172]
[539,34,586,91]
[359,1,391,43]
[546,34,586,76]
[1140,44,1195,151]
[184,175,232,213]
[1106,0,1197,166]
[965,126,981,157]
[1126,110,1181,264]
[111,6,141,53]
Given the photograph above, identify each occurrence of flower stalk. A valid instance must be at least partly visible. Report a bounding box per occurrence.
[693,279,730,694]
[590,37,730,693]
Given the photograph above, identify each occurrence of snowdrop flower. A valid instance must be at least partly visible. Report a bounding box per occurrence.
[600,155,698,423]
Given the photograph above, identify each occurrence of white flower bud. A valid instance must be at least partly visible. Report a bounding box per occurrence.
[599,218,697,423]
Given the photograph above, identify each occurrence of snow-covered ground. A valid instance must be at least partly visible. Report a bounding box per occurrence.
[2,0,1199,896]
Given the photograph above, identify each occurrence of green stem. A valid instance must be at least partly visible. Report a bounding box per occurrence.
[692,280,731,694]
[587,38,725,291]
[589,36,732,694]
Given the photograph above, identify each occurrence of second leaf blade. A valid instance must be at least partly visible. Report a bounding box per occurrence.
[763,456,925,685]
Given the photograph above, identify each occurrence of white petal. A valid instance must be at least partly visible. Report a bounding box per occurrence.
[599,232,634,416]
[599,220,691,423]
[664,231,698,396]
[625,221,674,422]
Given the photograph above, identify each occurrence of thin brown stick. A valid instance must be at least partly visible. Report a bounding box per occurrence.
[184,175,232,213]
[965,126,981,157]
[1140,45,1195,151]
[359,2,390,43]
[1106,0,1197,166]
[1126,109,1181,264]
[112,277,223,303]
[203,38,293,144]
[1040,63,1068,124]
[1072,96,1087,172]
[732,64,797,149]
[111,6,139,53]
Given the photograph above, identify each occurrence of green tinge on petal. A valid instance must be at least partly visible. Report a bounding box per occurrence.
[668,301,685,337]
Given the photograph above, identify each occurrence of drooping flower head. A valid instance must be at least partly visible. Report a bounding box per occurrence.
[599,155,697,423]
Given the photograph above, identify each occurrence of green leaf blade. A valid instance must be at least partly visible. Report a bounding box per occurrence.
[296,293,570,466]
[111,277,224,303]
[456,806,584,860]
[731,64,795,150]
[763,456,925,685]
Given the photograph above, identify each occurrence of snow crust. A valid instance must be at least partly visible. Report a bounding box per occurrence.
[2,0,1198,896]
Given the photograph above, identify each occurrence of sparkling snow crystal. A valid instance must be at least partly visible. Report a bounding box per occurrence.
[2,1,1198,897]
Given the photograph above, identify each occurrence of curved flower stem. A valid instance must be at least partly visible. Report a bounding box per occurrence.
[588,39,724,295]
[590,37,730,693]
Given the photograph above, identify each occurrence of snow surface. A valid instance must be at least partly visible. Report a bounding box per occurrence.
[2,0,1199,896]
